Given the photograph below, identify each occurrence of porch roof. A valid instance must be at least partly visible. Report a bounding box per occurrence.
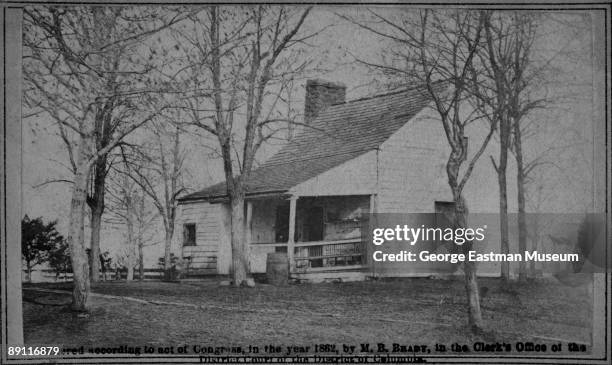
[179,85,432,203]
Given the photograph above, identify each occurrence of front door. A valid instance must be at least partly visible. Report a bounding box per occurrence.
[304,206,324,241]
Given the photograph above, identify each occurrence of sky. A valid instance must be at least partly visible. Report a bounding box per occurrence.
[20,6,606,267]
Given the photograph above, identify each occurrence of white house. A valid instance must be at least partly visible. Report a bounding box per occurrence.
[174,79,516,282]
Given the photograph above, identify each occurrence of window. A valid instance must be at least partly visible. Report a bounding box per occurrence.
[183,223,196,246]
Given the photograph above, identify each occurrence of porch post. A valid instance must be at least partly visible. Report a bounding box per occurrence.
[245,201,253,274]
[287,196,298,272]
[245,201,253,244]
[369,194,377,271]
[369,194,377,214]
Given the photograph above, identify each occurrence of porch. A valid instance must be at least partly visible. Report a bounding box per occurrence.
[247,195,373,280]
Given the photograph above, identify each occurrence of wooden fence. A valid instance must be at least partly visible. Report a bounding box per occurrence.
[32,268,166,282]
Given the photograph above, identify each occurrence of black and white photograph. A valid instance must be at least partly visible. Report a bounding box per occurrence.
[1,1,610,364]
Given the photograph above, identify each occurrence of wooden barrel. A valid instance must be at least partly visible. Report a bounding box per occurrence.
[266,252,289,285]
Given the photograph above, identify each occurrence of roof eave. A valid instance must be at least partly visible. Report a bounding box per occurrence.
[178,189,290,205]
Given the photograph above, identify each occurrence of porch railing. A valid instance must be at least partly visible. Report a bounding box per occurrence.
[293,238,366,272]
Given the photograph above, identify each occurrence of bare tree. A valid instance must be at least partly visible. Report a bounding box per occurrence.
[342,9,492,331]
[481,12,566,282]
[477,12,593,281]
[23,6,181,310]
[118,119,188,279]
[503,14,540,281]
[106,163,158,281]
[468,11,538,280]
[170,6,313,286]
[483,12,512,281]
[111,173,138,281]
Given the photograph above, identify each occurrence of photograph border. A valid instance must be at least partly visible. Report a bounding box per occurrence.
[2,1,610,364]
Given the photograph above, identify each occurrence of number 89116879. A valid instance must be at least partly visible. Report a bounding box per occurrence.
[7,346,60,356]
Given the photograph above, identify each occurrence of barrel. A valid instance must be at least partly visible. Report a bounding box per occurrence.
[266,252,289,285]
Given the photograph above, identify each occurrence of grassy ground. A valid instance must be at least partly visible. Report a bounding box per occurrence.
[22,277,593,355]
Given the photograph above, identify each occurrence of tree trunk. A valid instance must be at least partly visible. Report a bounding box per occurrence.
[229,194,248,286]
[125,247,134,282]
[516,180,527,281]
[138,238,144,281]
[529,234,537,277]
[453,194,483,331]
[88,133,108,284]
[514,122,528,281]
[497,144,510,281]
[464,260,482,328]
[127,266,134,281]
[447,144,483,330]
[163,226,173,279]
[125,199,135,282]
[67,158,91,312]
[89,208,102,283]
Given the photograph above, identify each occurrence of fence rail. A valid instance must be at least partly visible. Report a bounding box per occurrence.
[30,268,167,282]
[293,238,366,271]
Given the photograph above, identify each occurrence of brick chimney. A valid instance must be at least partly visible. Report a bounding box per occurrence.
[304,79,346,125]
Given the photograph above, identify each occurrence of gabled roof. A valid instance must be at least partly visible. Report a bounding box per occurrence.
[179,85,432,202]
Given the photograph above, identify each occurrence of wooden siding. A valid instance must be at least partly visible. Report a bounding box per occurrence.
[377,105,517,214]
[376,105,518,276]
[377,107,451,213]
[176,201,223,274]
